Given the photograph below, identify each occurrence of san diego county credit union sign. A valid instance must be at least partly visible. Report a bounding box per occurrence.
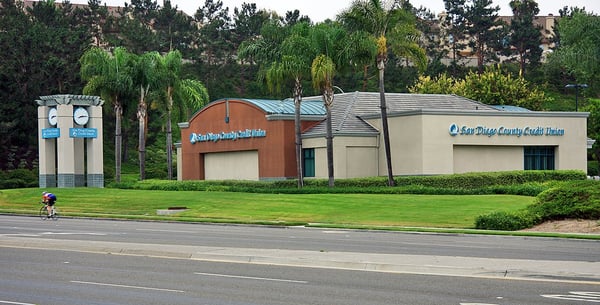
[449,123,565,137]
[190,128,266,144]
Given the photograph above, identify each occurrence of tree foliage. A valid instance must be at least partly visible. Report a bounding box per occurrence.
[464,0,504,74]
[584,99,600,175]
[339,0,427,187]
[506,0,542,76]
[0,0,91,170]
[442,0,469,74]
[546,10,600,97]
[80,47,135,182]
[410,66,547,110]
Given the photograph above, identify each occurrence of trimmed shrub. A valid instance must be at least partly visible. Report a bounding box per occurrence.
[528,180,600,221]
[475,210,540,231]
[395,170,585,189]
[0,169,38,189]
[112,170,585,197]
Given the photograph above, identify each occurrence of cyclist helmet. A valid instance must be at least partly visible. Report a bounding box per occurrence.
[42,191,47,195]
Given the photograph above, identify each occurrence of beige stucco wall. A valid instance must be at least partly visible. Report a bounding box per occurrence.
[366,110,589,175]
[303,136,378,179]
[370,115,425,175]
[453,145,523,173]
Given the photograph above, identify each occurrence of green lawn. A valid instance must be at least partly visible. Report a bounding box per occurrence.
[0,188,534,229]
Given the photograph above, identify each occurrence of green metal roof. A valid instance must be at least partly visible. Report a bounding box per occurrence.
[241,98,326,115]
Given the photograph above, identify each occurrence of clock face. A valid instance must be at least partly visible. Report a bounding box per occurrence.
[48,108,58,126]
[73,107,89,126]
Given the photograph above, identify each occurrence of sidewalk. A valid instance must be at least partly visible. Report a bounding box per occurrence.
[2,235,599,284]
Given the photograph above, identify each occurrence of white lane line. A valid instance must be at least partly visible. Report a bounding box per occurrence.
[0,301,37,305]
[70,280,184,293]
[41,232,107,236]
[194,272,308,284]
[136,229,196,233]
[542,291,600,302]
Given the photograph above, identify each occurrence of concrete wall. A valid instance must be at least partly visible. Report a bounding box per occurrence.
[367,110,588,175]
[303,136,378,179]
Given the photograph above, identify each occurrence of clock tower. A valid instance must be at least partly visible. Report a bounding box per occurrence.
[37,95,104,188]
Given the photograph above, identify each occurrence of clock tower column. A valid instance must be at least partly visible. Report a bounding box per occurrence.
[87,105,104,187]
[37,95,104,188]
[56,103,76,187]
[38,105,56,188]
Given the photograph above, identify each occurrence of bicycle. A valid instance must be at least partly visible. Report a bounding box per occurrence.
[39,201,59,220]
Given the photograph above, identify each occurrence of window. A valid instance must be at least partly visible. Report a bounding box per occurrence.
[303,148,315,177]
[524,146,555,170]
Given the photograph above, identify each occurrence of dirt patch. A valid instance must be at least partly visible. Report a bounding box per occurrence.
[521,219,600,234]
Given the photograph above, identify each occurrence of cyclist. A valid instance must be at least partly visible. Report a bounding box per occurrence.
[42,191,57,216]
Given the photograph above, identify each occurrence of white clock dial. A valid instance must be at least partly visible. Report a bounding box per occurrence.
[48,108,58,126]
[73,107,89,125]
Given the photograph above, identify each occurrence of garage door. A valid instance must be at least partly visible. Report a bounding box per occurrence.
[204,150,259,180]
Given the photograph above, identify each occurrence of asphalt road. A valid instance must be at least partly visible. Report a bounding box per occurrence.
[1,247,599,305]
[1,215,598,261]
[1,215,599,304]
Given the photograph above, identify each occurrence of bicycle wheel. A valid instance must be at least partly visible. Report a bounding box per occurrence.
[39,206,49,220]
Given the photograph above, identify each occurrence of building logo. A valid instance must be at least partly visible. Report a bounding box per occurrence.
[448,124,564,137]
[449,123,459,136]
[190,129,266,144]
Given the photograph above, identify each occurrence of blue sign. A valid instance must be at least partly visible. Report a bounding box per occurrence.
[70,128,98,138]
[449,124,565,137]
[190,129,266,144]
[42,128,60,139]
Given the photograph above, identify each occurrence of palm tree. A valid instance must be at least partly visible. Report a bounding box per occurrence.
[266,23,313,188]
[157,50,209,179]
[239,21,311,188]
[80,46,134,183]
[311,54,336,187]
[309,22,351,187]
[339,0,427,186]
[131,51,162,180]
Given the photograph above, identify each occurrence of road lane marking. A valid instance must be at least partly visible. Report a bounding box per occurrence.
[194,272,308,284]
[136,229,196,233]
[0,301,36,305]
[41,232,107,235]
[70,280,184,293]
[542,291,600,302]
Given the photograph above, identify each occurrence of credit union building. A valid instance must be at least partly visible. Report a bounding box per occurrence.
[177,92,589,181]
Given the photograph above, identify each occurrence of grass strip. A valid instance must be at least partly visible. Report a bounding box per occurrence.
[1,187,533,228]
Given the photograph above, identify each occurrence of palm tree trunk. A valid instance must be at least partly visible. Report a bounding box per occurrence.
[378,59,395,187]
[114,101,122,183]
[166,87,174,180]
[166,108,173,180]
[138,87,147,181]
[294,78,303,188]
[326,108,334,188]
[324,87,335,188]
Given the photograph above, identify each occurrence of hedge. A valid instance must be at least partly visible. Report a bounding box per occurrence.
[475,179,600,230]
[111,170,585,196]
